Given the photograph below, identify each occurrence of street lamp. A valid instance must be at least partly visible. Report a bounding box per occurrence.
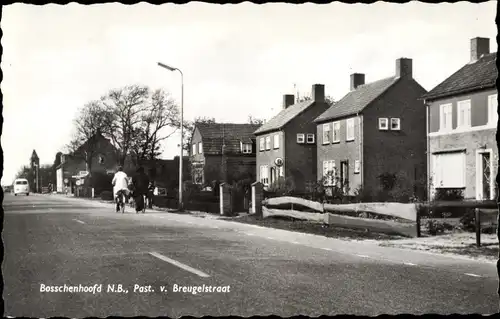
[157,62,184,210]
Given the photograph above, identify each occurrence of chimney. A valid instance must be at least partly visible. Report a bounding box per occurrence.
[282,94,295,109]
[350,73,365,90]
[396,58,413,79]
[470,37,490,62]
[311,84,325,102]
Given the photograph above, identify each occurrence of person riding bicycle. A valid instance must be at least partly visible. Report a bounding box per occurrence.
[112,165,129,212]
[131,166,150,213]
[146,181,155,209]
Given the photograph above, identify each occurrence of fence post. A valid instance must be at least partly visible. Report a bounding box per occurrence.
[251,181,263,218]
[475,208,481,247]
[219,183,232,216]
[416,203,422,238]
[92,188,95,198]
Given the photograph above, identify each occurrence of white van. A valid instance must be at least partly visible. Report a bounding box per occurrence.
[13,178,30,196]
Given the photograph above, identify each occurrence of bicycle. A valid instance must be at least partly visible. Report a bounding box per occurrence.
[116,190,127,214]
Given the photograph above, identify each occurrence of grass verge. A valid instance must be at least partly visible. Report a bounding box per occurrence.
[225,214,406,241]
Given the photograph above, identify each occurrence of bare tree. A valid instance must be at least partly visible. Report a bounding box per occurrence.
[66,101,111,177]
[298,95,336,107]
[247,115,265,125]
[129,89,180,164]
[100,85,150,166]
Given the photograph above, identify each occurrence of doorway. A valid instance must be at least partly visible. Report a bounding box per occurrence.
[476,150,493,200]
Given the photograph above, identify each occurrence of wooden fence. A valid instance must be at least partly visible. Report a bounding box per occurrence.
[252,182,498,238]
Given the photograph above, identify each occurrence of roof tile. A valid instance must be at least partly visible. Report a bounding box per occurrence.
[196,123,261,155]
[315,77,399,123]
[422,52,497,100]
[254,100,314,135]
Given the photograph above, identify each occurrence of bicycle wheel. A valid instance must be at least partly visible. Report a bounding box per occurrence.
[121,194,125,214]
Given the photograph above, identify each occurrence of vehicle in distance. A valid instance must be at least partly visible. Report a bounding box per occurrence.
[13,178,30,196]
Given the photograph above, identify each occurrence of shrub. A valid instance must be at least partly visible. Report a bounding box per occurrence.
[101,190,113,201]
[458,208,476,232]
[425,219,446,235]
[353,186,373,203]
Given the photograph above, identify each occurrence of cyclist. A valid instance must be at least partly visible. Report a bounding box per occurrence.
[112,165,130,212]
[131,166,150,213]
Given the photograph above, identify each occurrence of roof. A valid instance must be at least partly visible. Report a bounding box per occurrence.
[254,100,314,135]
[314,77,399,123]
[196,123,261,155]
[31,150,39,160]
[422,52,497,101]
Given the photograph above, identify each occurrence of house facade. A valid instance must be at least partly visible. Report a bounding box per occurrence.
[422,37,498,200]
[254,84,330,191]
[190,123,261,185]
[315,58,428,199]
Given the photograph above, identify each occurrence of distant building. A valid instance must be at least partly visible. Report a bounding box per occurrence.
[254,84,330,191]
[30,150,40,193]
[422,37,498,200]
[315,58,428,199]
[190,122,261,185]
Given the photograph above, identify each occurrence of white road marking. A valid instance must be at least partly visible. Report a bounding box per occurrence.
[148,252,210,278]
[356,254,370,258]
[321,248,332,251]
[464,273,482,277]
[266,237,275,240]
[73,219,85,224]
[404,262,417,266]
[290,241,300,244]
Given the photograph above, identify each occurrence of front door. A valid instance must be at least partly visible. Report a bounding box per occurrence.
[477,151,492,200]
[340,161,349,193]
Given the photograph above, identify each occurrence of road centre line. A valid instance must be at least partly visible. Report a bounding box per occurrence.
[464,273,482,277]
[148,251,210,278]
[404,262,417,266]
[356,254,371,258]
[73,219,85,224]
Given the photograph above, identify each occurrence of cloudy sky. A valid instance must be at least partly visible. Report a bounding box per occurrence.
[1,1,497,185]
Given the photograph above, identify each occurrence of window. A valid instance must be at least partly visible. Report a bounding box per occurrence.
[379,118,388,130]
[192,144,197,155]
[439,103,452,132]
[489,94,498,126]
[241,143,252,154]
[265,136,271,150]
[346,118,355,141]
[259,137,265,151]
[259,165,269,186]
[306,133,315,144]
[274,134,280,149]
[198,142,203,154]
[297,134,305,144]
[390,118,401,131]
[322,123,331,144]
[322,160,336,186]
[432,152,466,188]
[354,160,360,174]
[333,121,340,142]
[98,155,105,164]
[457,100,471,129]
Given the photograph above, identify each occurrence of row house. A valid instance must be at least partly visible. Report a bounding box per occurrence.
[254,84,330,191]
[190,122,261,185]
[422,37,498,200]
[314,58,428,197]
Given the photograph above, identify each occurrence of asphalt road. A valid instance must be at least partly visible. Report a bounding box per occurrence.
[3,193,499,317]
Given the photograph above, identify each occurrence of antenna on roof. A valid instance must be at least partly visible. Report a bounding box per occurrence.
[293,83,299,103]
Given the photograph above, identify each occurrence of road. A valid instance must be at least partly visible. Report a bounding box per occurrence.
[3,193,499,317]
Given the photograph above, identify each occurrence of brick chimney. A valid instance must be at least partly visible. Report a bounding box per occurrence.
[311,84,325,102]
[282,94,295,109]
[470,37,490,62]
[350,73,365,90]
[396,58,413,79]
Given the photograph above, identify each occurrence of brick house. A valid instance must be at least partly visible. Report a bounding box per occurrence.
[422,37,498,200]
[190,122,261,185]
[254,84,330,191]
[314,58,428,199]
[55,132,119,193]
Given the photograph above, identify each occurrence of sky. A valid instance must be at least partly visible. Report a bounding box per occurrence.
[1,1,497,185]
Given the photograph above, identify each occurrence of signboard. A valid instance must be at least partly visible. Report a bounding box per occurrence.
[64,178,69,184]
[274,157,284,167]
[76,180,82,186]
[79,171,89,177]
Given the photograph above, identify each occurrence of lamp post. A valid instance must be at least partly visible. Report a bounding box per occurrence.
[157,62,184,210]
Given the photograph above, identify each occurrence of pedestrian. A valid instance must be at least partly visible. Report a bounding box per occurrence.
[147,181,155,209]
[131,166,150,213]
